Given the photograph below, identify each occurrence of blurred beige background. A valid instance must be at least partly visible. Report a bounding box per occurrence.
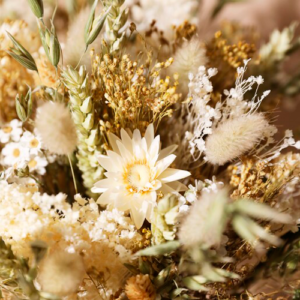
[198,0,300,133]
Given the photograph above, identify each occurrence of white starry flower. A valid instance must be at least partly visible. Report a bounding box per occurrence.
[92,124,190,229]
[20,131,42,156]
[1,142,29,168]
[27,154,48,175]
[0,119,23,143]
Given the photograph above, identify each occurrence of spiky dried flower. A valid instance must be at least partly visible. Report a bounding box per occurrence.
[35,102,77,155]
[92,123,190,229]
[205,113,271,165]
[125,274,156,300]
[170,38,207,94]
[38,250,85,297]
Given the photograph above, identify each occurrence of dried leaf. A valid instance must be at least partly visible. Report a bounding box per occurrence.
[136,241,180,256]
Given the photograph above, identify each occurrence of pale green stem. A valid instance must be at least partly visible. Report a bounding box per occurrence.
[68,154,78,194]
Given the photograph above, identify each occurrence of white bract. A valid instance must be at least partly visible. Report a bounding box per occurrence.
[92,124,190,229]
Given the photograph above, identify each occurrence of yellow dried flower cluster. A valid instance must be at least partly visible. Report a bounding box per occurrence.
[206,31,256,92]
[34,53,59,88]
[228,154,300,204]
[173,21,197,46]
[0,20,38,123]
[92,53,181,134]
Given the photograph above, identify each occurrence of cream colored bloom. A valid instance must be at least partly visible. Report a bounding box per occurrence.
[205,113,273,165]
[35,102,77,155]
[92,124,190,228]
[38,250,85,297]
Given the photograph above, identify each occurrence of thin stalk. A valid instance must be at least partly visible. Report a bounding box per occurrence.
[68,154,78,194]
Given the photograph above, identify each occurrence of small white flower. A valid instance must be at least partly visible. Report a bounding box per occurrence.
[92,124,190,228]
[27,155,48,175]
[0,119,23,143]
[20,131,43,156]
[1,142,29,168]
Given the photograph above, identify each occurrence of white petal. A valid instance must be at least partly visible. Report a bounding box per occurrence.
[145,192,156,221]
[117,140,133,162]
[91,179,112,193]
[98,155,116,171]
[114,193,131,211]
[130,205,146,229]
[133,128,142,144]
[107,151,124,169]
[159,168,191,183]
[133,142,145,160]
[108,132,121,154]
[160,183,176,195]
[158,144,178,160]
[149,136,160,160]
[96,190,112,205]
[121,128,133,153]
[145,124,154,149]
[125,128,133,138]
[166,181,187,192]
[156,154,176,176]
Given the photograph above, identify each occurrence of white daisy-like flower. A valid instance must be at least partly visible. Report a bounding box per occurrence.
[92,124,191,228]
[0,119,23,143]
[27,155,48,175]
[20,131,42,156]
[1,142,29,168]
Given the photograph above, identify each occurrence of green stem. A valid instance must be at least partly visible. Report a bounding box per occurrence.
[68,154,78,194]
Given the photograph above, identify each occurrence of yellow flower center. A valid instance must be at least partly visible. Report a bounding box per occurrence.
[3,126,12,133]
[28,159,37,168]
[30,138,39,148]
[124,161,152,193]
[13,148,20,157]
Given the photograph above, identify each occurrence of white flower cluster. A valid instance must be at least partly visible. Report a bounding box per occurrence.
[260,23,297,64]
[174,66,218,167]
[174,60,277,167]
[184,177,225,205]
[0,180,142,297]
[0,119,52,175]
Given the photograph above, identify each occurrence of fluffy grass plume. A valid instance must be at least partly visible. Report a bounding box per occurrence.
[38,250,85,297]
[170,38,207,94]
[205,113,270,165]
[35,102,77,155]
